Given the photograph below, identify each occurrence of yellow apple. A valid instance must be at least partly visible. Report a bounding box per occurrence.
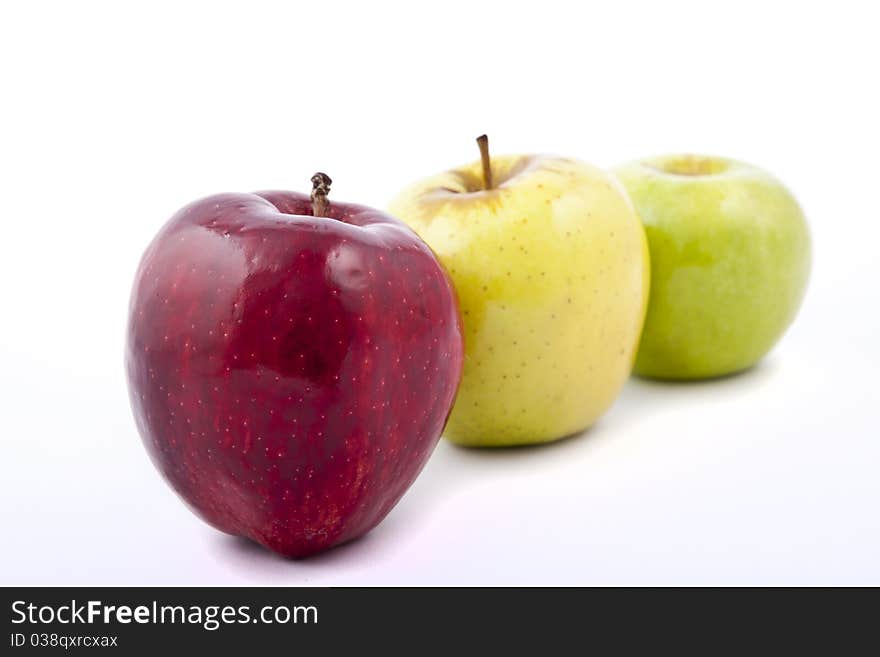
[389,137,650,446]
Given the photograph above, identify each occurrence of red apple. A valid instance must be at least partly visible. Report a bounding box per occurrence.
[126,174,464,558]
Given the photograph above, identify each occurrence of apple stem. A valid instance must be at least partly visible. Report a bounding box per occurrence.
[476,134,493,191]
[310,172,332,217]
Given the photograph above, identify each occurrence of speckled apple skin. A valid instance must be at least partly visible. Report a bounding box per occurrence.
[390,156,650,447]
[126,191,463,558]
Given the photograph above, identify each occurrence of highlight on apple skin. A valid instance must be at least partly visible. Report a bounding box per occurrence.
[390,136,651,447]
[125,176,464,558]
[614,154,811,380]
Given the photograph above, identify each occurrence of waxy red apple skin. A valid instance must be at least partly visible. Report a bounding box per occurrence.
[126,191,464,558]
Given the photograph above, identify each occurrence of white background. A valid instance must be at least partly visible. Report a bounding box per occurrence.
[2,0,878,585]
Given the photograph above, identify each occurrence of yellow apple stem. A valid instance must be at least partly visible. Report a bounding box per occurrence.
[476,134,494,190]
[310,172,332,217]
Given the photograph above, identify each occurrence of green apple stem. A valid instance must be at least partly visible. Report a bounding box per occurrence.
[476,134,493,190]
[310,172,332,217]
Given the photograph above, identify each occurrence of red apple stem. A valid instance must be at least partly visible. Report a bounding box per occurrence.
[476,134,493,191]
[310,172,332,217]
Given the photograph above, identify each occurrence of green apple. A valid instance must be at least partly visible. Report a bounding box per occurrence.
[389,136,650,447]
[613,154,811,380]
